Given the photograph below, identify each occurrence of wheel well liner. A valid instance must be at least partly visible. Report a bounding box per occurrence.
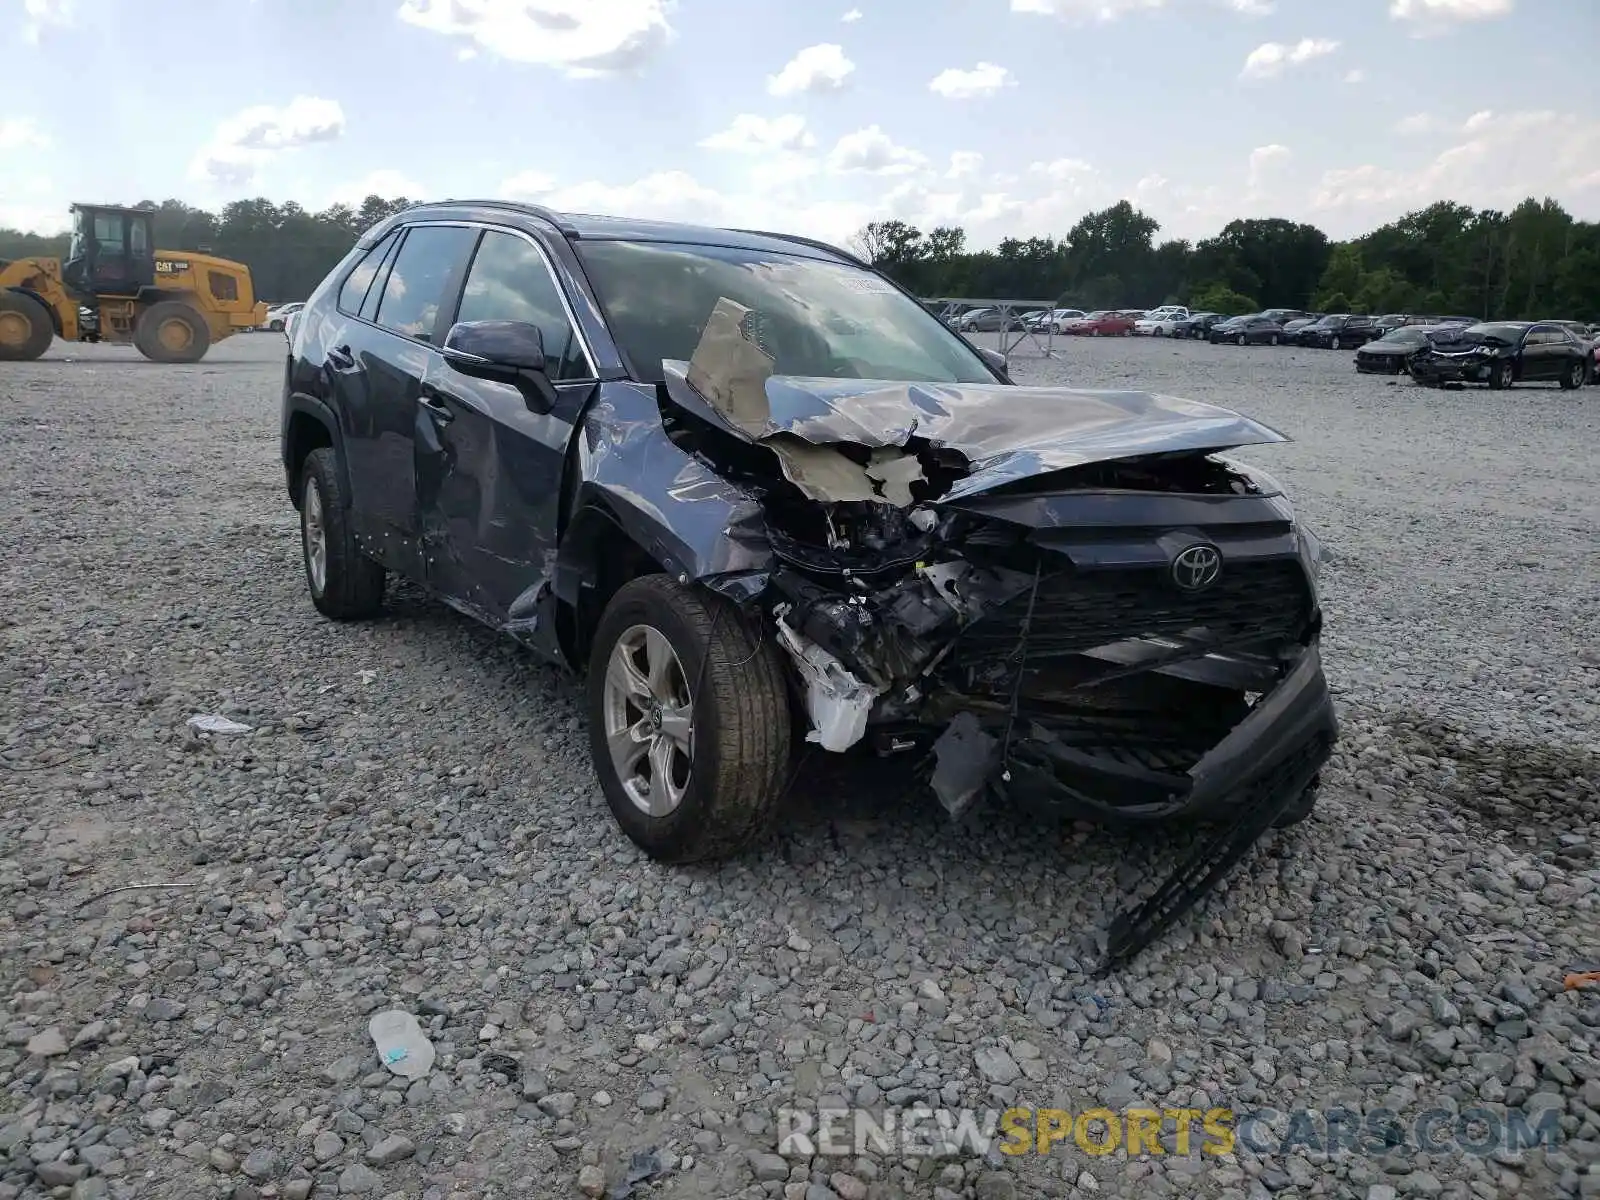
[282,395,348,508]
[554,501,668,667]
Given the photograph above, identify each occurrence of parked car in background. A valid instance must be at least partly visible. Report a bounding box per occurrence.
[1023,307,1086,333]
[1298,313,1379,350]
[1407,321,1590,390]
[1260,309,1307,327]
[958,307,1026,333]
[1066,310,1137,336]
[1353,324,1448,374]
[260,301,304,332]
[1374,313,1475,336]
[1551,321,1596,382]
[1142,305,1189,320]
[1173,312,1226,339]
[1281,316,1322,338]
[1133,312,1188,336]
[1211,315,1287,346]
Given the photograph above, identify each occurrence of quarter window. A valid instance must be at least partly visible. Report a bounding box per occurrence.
[454,230,589,380]
[338,232,398,316]
[374,226,476,343]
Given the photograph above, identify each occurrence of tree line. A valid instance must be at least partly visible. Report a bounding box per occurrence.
[852,197,1599,321]
[1,193,1595,320]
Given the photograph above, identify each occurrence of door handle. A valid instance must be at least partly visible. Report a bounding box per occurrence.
[418,391,455,424]
[327,344,355,369]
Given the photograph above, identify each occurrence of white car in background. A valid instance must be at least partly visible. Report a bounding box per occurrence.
[259,302,304,333]
[1023,307,1087,334]
[1133,311,1188,336]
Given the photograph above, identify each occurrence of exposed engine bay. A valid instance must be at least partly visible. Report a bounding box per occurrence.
[651,297,1338,968]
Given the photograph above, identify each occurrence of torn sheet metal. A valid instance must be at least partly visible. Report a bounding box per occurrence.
[683,297,774,437]
[660,360,1289,502]
[765,435,878,504]
[773,610,884,751]
[928,711,998,819]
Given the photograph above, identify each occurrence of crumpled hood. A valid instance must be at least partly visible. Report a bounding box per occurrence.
[661,359,1289,501]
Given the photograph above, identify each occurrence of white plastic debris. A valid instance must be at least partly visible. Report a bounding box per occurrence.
[772,611,883,753]
[186,714,254,734]
[369,1009,435,1080]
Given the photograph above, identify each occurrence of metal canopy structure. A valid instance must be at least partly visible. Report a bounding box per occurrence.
[925,296,1071,363]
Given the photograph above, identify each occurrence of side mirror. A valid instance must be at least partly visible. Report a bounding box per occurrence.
[442,320,547,381]
[442,320,559,413]
[977,346,1012,383]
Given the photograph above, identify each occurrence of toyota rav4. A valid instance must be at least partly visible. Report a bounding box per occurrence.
[279,202,1337,964]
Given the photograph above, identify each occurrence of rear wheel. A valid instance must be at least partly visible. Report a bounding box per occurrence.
[587,575,791,864]
[1559,361,1585,390]
[299,447,385,620]
[1488,361,1514,390]
[134,301,211,363]
[1270,333,1280,346]
[0,291,54,361]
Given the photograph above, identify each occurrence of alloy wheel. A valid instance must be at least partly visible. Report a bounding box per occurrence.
[302,475,327,596]
[601,624,695,817]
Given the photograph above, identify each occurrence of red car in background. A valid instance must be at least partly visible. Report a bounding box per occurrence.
[1064,310,1137,336]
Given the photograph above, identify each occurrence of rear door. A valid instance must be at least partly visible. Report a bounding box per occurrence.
[1518,327,1556,380]
[414,224,598,640]
[332,223,478,577]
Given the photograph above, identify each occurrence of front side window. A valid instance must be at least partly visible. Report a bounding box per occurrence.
[94,214,125,253]
[576,240,996,385]
[454,230,589,380]
[129,220,149,255]
[374,225,476,342]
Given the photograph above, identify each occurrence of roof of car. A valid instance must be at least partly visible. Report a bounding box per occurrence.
[374,199,866,266]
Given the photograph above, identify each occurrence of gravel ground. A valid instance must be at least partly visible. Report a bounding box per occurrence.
[2,331,1597,1200]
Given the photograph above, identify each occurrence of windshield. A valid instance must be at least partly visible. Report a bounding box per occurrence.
[575,240,996,385]
[1312,315,1345,327]
[1378,328,1429,346]
[1459,322,1526,345]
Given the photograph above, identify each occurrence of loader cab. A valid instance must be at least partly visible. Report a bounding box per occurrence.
[63,204,156,297]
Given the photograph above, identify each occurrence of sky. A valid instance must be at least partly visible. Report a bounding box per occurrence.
[2,0,1596,250]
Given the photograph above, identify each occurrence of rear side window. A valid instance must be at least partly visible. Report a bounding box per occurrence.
[374,226,477,343]
[208,270,238,302]
[453,230,590,380]
[338,232,398,316]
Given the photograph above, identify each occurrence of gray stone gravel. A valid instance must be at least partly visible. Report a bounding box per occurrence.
[1,333,1596,1200]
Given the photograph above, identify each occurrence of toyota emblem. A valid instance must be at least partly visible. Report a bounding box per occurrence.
[1171,543,1222,592]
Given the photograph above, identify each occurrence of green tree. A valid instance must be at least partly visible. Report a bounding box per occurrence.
[1190,283,1256,314]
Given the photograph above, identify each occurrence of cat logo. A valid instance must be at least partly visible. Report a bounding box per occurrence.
[154,259,190,274]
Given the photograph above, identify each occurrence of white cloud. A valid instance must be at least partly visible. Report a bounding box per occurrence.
[1394,113,1440,135]
[1029,157,1096,183]
[544,170,725,225]
[21,0,73,43]
[499,170,557,199]
[1226,0,1273,12]
[947,152,984,179]
[1389,0,1513,31]
[1344,68,1366,83]
[324,169,428,209]
[1247,143,1290,186]
[928,63,1015,100]
[841,7,862,20]
[1312,109,1600,229]
[827,126,927,175]
[1240,37,1340,79]
[0,117,50,150]
[189,96,345,186]
[1010,0,1167,19]
[747,154,822,192]
[699,114,816,154]
[768,43,856,96]
[396,0,675,76]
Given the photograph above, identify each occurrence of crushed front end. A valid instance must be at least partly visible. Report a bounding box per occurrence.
[654,297,1339,968]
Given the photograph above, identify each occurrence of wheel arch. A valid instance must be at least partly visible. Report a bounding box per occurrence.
[282,394,349,510]
[552,499,670,670]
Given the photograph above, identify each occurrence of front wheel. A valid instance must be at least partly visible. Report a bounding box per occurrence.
[1270,333,1280,346]
[587,575,792,864]
[1237,333,1247,346]
[1330,336,1342,351]
[0,291,54,361]
[1559,361,1585,390]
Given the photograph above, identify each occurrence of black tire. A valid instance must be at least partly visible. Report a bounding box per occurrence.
[269,320,285,332]
[1330,336,1342,351]
[0,291,54,361]
[1558,361,1585,391]
[299,447,385,620]
[1270,333,1280,346]
[134,301,211,363]
[1272,777,1319,828]
[1488,361,1514,390]
[1236,333,1247,346]
[587,574,791,864]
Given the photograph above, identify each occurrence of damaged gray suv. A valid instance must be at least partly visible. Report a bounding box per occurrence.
[281,202,1336,964]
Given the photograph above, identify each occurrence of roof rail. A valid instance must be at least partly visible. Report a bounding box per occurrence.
[726,227,867,267]
[429,198,578,234]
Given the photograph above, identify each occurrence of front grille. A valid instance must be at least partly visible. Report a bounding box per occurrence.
[951,558,1312,669]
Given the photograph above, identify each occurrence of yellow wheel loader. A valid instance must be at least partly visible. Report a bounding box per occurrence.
[0,203,268,363]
